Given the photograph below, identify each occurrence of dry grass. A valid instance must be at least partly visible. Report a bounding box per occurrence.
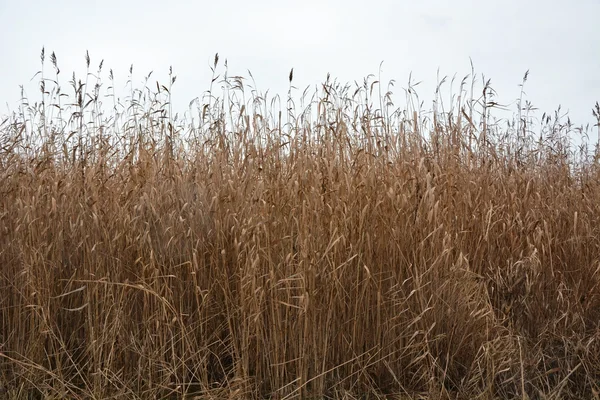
[1,50,600,399]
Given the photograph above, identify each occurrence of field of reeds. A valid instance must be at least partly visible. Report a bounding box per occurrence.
[1,50,600,399]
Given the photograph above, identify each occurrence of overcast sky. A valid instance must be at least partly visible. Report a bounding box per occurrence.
[1,0,598,143]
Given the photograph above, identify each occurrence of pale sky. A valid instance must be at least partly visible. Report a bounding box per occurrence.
[1,0,599,143]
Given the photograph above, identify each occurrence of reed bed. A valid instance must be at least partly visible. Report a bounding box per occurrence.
[1,50,600,399]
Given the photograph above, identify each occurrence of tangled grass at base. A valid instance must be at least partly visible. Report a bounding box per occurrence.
[1,50,600,399]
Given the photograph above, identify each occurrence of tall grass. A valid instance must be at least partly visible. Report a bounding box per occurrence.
[1,49,600,399]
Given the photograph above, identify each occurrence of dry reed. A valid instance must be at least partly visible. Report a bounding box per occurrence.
[1,50,600,399]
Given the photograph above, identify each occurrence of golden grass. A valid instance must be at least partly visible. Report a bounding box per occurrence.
[1,49,600,399]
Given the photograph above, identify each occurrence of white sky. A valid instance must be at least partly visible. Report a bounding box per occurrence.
[1,0,599,143]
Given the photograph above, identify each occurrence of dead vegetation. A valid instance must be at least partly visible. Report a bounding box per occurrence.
[1,49,600,399]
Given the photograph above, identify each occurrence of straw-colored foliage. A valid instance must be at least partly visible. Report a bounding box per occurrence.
[1,50,600,399]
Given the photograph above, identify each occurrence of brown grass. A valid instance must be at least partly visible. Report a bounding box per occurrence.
[1,49,600,399]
